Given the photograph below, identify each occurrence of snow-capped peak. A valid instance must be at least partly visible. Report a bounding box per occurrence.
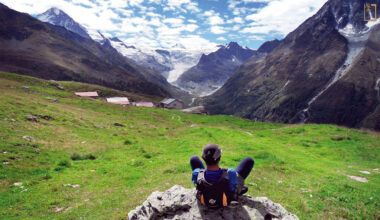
[36,7,90,39]
[53,7,60,16]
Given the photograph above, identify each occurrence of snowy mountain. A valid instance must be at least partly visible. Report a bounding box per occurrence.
[37,8,90,39]
[203,0,380,130]
[175,42,257,97]
[108,38,218,82]
[36,7,217,84]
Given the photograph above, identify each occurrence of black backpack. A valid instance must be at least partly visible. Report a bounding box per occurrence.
[196,168,232,209]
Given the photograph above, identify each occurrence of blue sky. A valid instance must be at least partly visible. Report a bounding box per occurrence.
[1,0,328,49]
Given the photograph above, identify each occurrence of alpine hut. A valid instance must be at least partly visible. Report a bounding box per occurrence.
[159,98,184,109]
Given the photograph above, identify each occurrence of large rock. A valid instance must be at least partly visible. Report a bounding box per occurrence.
[180,106,208,115]
[128,185,298,220]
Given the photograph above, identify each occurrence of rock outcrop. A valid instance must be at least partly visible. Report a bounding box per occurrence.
[128,185,298,220]
[180,106,208,115]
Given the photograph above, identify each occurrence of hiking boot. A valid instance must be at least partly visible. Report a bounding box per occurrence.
[229,200,240,208]
[239,185,248,195]
[236,173,248,195]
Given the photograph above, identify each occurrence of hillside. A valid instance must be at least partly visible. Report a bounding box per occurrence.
[203,0,380,130]
[0,3,177,98]
[0,72,379,219]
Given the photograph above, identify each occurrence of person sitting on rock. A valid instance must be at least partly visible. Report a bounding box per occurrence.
[190,144,254,208]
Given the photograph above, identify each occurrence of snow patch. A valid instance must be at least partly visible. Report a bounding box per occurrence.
[359,171,371,175]
[54,8,60,16]
[282,80,290,90]
[375,78,380,100]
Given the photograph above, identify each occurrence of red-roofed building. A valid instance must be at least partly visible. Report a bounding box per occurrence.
[75,92,98,97]
[106,97,130,105]
[136,102,154,108]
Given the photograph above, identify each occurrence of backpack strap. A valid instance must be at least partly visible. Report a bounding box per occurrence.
[220,168,229,181]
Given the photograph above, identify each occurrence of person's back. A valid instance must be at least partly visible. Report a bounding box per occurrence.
[190,144,254,208]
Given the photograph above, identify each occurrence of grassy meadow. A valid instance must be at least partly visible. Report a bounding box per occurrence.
[0,72,379,219]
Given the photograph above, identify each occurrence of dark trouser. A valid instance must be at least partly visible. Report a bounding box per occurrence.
[190,155,254,179]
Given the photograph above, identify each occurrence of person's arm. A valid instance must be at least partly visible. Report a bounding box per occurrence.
[192,168,200,184]
[227,168,238,191]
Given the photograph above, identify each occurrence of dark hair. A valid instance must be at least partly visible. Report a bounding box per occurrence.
[202,144,222,165]
[204,157,220,166]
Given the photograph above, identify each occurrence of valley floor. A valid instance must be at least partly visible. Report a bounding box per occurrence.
[0,72,379,219]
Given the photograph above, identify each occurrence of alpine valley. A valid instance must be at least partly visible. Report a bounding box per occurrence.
[1,0,379,131]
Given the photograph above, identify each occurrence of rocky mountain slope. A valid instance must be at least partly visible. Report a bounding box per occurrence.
[176,41,282,97]
[128,185,299,220]
[204,0,380,130]
[0,3,178,97]
[174,42,255,96]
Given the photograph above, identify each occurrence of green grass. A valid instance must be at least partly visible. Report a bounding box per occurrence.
[0,72,379,219]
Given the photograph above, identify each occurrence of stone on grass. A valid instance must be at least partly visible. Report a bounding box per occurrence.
[14,182,23,187]
[94,124,104,129]
[128,185,299,220]
[46,97,59,103]
[347,175,368,182]
[22,136,35,142]
[55,207,64,213]
[359,171,370,174]
[49,80,64,90]
[181,106,208,115]
[114,123,125,127]
[25,115,38,122]
[63,184,80,188]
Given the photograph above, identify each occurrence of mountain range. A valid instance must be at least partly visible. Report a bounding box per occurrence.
[0,3,185,99]
[175,41,281,96]
[203,0,380,130]
[35,7,217,85]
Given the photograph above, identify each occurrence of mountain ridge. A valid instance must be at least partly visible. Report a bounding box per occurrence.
[203,0,380,130]
[174,42,257,96]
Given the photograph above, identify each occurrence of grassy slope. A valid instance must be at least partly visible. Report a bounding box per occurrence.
[0,72,379,219]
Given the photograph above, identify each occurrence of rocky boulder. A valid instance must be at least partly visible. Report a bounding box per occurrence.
[180,106,208,115]
[128,185,298,220]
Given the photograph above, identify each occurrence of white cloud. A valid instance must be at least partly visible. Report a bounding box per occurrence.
[247,35,265,40]
[165,0,201,13]
[231,24,242,31]
[233,17,244,23]
[217,37,227,41]
[128,0,144,7]
[0,0,328,50]
[243,0,328,35]
[208,15,225,25]
[163,18,184,27]
[210,26,226,34]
